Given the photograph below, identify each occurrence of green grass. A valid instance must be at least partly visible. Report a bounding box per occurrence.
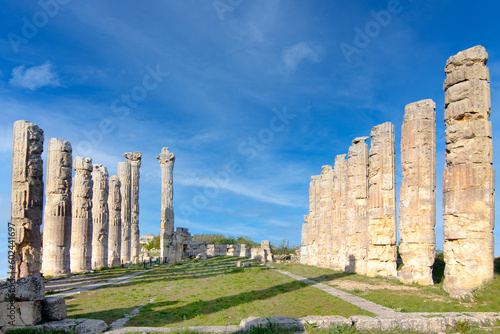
[273,262,500,313]
[65,257,371,327]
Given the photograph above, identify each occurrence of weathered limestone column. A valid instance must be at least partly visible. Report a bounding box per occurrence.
[11,121,44,279]
[366,122,397,278]
[399,100,436,286]
[42,138,72,277]
[157,147,175,264]
[108,175,122,267]
[300,215,309,265]
[124,152,141,264]
[443,46,495,298]
[118,161,131,263]
[331,154,348,271]
[307,175,321,266]
[318,165,334,268]
[91,164,109,269]
[70,157,93,273]
[345,137,369,274]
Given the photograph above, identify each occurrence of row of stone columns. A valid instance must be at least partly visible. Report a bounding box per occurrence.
[10,120,142,277]
[300,46,495,298]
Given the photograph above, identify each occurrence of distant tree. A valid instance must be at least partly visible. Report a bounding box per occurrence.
[145,234,160,251]
[236,235,259,248]
[193,234,258,246]
[271,239,299,255]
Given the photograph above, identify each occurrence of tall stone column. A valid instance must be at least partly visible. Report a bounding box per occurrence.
[443,46,494,298]
[300,215,309,265]
[307,175,320,266]
[331,154,348,271]
[118,161,131,263]
[91,164,109,269]
[124,152,141,264]
[399,100,436,286]
[157,147,175,263]
[346,137,369,274]
[42,138,72,277]
[366,122,397,278]
[108,175,122,267]
[11,121,44,279]
[318,165,334,268]
[70,157,93,273]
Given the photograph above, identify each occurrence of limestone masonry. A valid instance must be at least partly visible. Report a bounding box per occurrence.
[118,161,132,263]
[108,175,122,267]
[92,164,109,269]
[124,152,141,264]
[157,147,175,263]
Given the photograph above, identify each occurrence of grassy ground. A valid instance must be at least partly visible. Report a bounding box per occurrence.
[64,257,371,327]
[272,262,500,313]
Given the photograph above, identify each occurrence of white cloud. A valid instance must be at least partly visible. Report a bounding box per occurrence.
[9,62,61,91]
[282,42,322,71]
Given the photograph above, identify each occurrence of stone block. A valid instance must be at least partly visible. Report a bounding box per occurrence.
[15,276,45,301]
[74,318,108,333]
[42,296,67,321]
[299,315,351,328]
[0,300,42,327]
[351,316,381,331]
[239,316,269,330]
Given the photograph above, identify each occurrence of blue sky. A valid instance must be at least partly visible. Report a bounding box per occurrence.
[1,0,499,275]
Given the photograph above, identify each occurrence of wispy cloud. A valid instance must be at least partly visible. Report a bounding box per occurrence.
[9,62,61,91]
[282,42,322,71]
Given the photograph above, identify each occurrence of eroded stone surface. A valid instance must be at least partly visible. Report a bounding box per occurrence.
[70,157,93,273]
[443,46,495,298]
[42,138,72,277]
[108,175,122,267]
[399,99,436,286]
[11,120,44,279]
[91,164,109,269]
[331,154,348,271]
[317,165,334,269]
[367,122,397,278]
[124,152,141,264]
[118,161,131,263]
[157,147,175,263]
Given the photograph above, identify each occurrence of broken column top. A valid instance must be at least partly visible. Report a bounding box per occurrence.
[93,164,108,177]
[371,122,394,135]
[124,152,142,166]
[74,157,93,171]
[311,175,320,182]
[156,147,175,166]
[48,138,72,153]
[352,136,369,145]
[445,45,488,72]
[404,99,436,122]
[321,165,332,173]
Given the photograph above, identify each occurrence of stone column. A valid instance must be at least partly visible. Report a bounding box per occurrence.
[91,164,109,269]
[157,147,175,264]
[108,175,122,267]
[399,99,436,286]
[42,138,72,277]
[331,154,348,271]
[300,215,309,265]
[11,121,44,279]
[443,46,495,298]
[346,137,369,274]
[124,152,141,264]
[307,175,321,266]
[366,122,397,278]
[118,161,131,263]
[318,165,334,268]
[70,157,93,273]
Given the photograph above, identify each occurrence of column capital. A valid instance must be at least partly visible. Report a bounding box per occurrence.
[124,152,142,167]
[157,147,175,167]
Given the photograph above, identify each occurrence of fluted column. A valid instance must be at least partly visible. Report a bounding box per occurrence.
[157,147,175,264]
[124,152,141,264]
[118,161,131,263]
[91,164,109,269]
[108,175,122,267]
[11,120,44,279]
[331,154,348,271]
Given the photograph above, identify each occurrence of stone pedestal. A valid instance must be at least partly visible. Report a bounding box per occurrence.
[157,147,175,264]
[108,175,122,267]
[70,157,93,273]
[399,99,436,286]
[42,138,72,277]
[10,121,44,279]
[91,164,109,269]
[118,161,131,263]
[443,46,495,298]
[124,152,141,264]
[366,122,397,278]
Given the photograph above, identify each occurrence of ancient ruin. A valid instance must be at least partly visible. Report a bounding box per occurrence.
[124,152,142,264]
[443,45,495,298]
[345,137,369,275]
[91,164,109,269]
[318,166,334,269]
[70,157,93,273]
[42,138,72,277]
[157,147,175,264]
[366,123,397,278]
[10,121,44,279]
[118,161,132,263]
[399,99,436,286]
[108,175,122,267]
[306,175,320,266]
[331,154,348,271]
